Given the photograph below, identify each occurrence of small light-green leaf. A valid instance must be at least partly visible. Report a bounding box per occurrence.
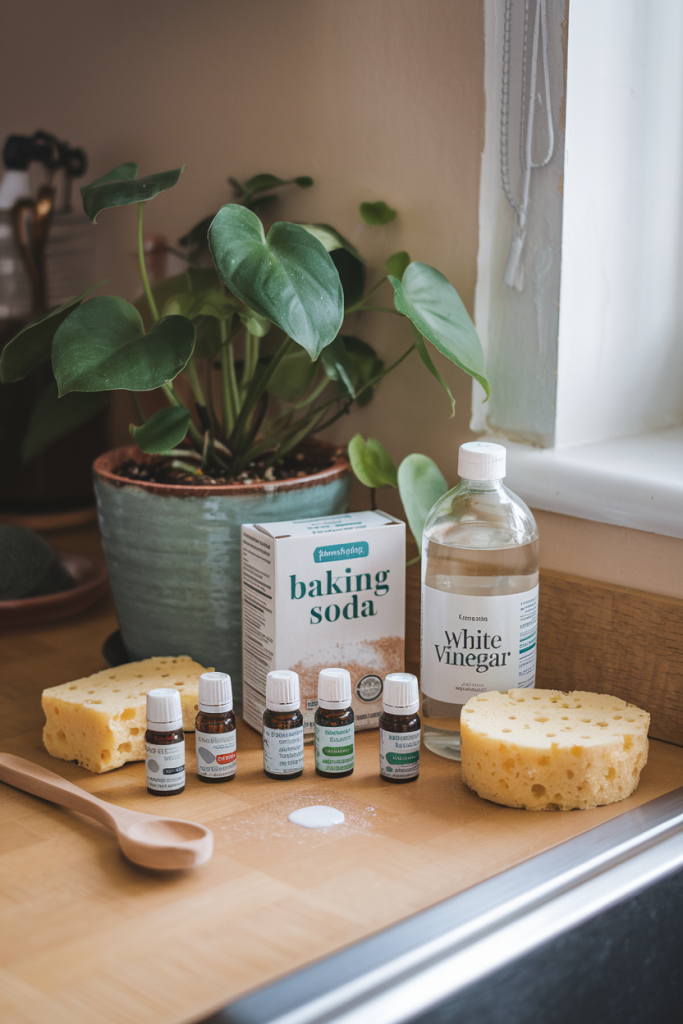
[390,263,489,397]
[0,281,106,383]
[348,434,398,489]
[130,407,191,454]
[397,453,448,549]
[385,251,410,280]
[209,205,344,359]
[52,296,195,394]
[81,165,185,223]
[359,201,397,226]
[21,382,107,464]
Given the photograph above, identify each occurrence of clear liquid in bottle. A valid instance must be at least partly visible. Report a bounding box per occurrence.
[420,442,539,760]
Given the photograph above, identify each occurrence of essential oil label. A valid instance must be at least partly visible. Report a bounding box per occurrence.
[195,730,236,778]
[315,722,355,773]
[421,584,538,703]
[145,740,185,792]
[380,729,420,779]
[263,725,304,775]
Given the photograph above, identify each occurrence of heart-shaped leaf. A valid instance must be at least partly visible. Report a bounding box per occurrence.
[321,337,357,398]
[81,164,185,223]
[52,296,195,394]
[268,346,319,402]
[130,406,191,454]
[300,224,364,262]
[208,205,344,359]
[348,435,398,489]
[0,281,106,383]
[398,453,448,548]
[342,336,384,407]
[409,322,456,415]
[390,263,489,397]
[360,201,397,225]
[21,382,107,464]
[385,250,410,280]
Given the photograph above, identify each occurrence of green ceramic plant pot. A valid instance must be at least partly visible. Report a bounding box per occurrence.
[93,441,350,712]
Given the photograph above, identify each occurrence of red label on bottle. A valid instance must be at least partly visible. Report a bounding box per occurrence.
[217,752,237,764]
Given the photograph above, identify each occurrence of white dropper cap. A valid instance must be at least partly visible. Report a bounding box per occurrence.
[318,668,352,710]
[146,688,183,730]
[458,441,506,481]
[198,672,233,713]
[383,673,420,715]
[266,669,300,711]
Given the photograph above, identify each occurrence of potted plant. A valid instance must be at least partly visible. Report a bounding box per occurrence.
[0,163,488,708]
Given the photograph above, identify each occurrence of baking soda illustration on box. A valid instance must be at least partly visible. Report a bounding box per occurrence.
[241,511,405,736]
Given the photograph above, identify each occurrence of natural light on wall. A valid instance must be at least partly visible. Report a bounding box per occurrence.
[474,0,683,539]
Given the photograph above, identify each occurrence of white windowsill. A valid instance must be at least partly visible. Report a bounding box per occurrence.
[499,425,683,540]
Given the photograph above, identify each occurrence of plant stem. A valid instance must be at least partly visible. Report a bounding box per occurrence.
[228,343,241,414]
[131,393,146,424]
[185,358,206,408]
[137,203,159,323]
[219,319,235,434]
[344,275,388,314]
[229,337,294,455]
[242,330,253,393]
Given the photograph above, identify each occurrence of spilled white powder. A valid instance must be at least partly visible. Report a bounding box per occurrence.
[288,805,345,829]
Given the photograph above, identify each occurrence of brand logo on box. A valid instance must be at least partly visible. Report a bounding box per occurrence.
[313,542,369,563]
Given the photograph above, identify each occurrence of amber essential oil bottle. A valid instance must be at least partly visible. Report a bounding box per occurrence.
[262,670,304,780]
[195,672,236,783]
[145,688,185,795]
[379,673,420,784]
[315,668,354,778]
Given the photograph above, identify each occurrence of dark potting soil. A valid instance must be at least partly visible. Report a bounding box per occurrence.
[114,446,345,487]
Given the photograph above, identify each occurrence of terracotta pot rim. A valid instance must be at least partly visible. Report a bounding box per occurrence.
[93,439,350,498]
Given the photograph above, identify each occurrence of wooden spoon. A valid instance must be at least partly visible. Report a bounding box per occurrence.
[0,753,213,870]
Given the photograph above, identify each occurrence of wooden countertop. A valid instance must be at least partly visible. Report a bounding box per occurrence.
[3,526,683,1024]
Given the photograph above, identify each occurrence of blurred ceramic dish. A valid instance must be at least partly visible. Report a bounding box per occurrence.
[0,552,108,627]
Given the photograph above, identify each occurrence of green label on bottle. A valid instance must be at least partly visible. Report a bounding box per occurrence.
[315,722,354,772]
[386,750,419,765]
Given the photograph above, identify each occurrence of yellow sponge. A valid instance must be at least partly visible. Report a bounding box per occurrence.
[42,655,210,773]
[460,688,649,810]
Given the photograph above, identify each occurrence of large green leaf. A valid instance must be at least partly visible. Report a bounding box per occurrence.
[348,435,398,489]
[390,263,489,396]
[332,248,366,309]
[208,205,344,359]
[359,201,396,225]
[268,346,319,402]
[52,296,195,394]
[130,406,191,454]
[0,282,106,383]
[21,382,106,463]
[397,453,448,549]
[342,336,384,407]
[410,322,456,415]
[321,336,357,398]
[81,164,185,223]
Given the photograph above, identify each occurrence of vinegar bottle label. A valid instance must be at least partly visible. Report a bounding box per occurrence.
[421,585,538,704]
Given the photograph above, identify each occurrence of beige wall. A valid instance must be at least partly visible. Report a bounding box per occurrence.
[3,0,681,596]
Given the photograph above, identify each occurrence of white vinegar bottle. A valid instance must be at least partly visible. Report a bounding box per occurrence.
[420,442,539,760]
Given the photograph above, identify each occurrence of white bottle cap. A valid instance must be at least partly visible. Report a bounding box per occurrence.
[318,668,352,710]
[383,673,420,715]
[198,672,233,713]
[146,688,183,730]
[458,441,506,481]
[266,669,300,711]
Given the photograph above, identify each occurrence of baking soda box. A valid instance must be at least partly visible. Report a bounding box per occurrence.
[241,511,406,735]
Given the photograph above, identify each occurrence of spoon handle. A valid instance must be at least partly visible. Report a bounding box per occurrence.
[0,752,122,833]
